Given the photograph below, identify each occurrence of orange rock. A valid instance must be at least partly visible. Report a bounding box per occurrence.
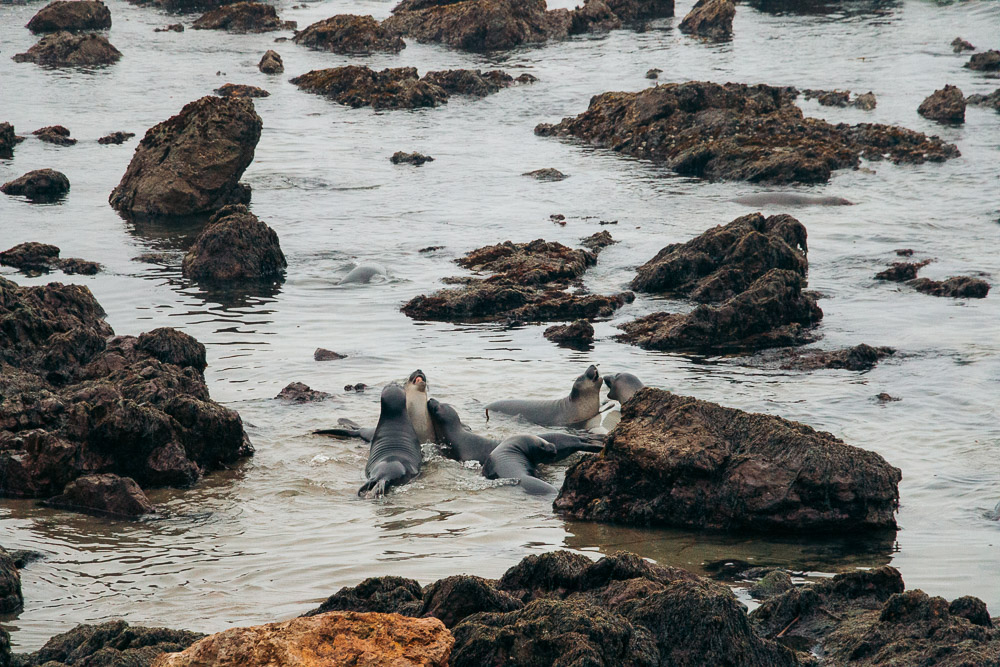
[151,611,453,667]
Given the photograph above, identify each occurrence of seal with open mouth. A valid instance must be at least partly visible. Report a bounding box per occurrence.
[404,369,436,444]
[485,365,603,428]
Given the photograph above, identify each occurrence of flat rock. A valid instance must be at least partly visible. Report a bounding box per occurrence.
[258,49,283,73]
[293,14,406,54]
[910,275,990,298]
[182,204,286,281]
[917,84,965,124]
[98,131,135,144]
[544,319,594,348]
[41,473,154,518]
[555,387,902,533]
[314,348,346,361]
[967,88,1000,112]
[965,50,1000,71]
[1,168,70,201]
[391,151,434,165]
[679,0,735,41]
[0,242,100,276]
[214,83,270,98]
[13,31,121,66]
[27,0,112,34]
[109,95,261,218]
[33,124,76,146]
[192,2,293,32]
[523,168,567,181]
[777,343,895,371]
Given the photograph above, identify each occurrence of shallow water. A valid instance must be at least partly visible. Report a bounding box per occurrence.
[2,0,999,650]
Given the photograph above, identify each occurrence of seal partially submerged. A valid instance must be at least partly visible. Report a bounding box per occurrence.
[339,262,389,284]
[404,369,435,444]
[358,384,422,498]
[485,365,603,428]
[482,435,566,495]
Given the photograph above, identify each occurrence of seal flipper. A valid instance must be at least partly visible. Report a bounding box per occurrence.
[518,476,558,495]
[358,460,408,498]
[536,433,605,463]
[314,418,374,442]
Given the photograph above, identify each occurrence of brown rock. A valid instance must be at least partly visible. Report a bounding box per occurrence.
[965,49,1000,71]
[0,242,100,277]
[214,83,270,98]
[192,2,293,32]
[523,168,567,181]
[1,169,70,201]
[580,230,616,252]
[291,66,448,110]
[951,37,975,53]
[182,204,286,281]
[258,49,283,73]
[41,473,154,517]
[33,124,77,146]
[276,382,330,402]
[98,131,135,144]
[917,84,966,124]
[152,612,454,667]
[0,122,16,159]
[422,68,517,96]
[875,259,930,282]
[293,14,406,54]
[27,1,111,33]
[851,91,877,110]
[778,343,895,371]
[544,319,595,348]
[314,348,346,361]
[679,0,734,41]
[555,387,902,533]
[305,576,425,617]
[109,96,261,218]
[0,546,22,613]
[13,31,122,66]
[17,621,204,666]
[391,151,434,165]
[966,88,1000,112]
[910,275,990,298]
[803,88,850,107]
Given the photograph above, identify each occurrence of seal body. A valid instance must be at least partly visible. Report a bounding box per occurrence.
[359,384,421,498]
[427,399,498,463]
[485,365,603,428]
[339,262,388,284]
[483,435,559,495]
[405,369,436,444]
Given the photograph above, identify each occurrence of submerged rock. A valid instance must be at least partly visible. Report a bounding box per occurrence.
[523,167,567,181]
[155,23,184,32]
[544,319,595,348]
[214,83,269,98]
[181,205,286,281]
[631,212,808,302]
[965,50,1000,72]
[0,242,100,276]
[967,88,1000,112]
[14,621,204,667]
[556,387,901,533]
[40,473,154,518]
[802,88,850,107]
[951,37,975,53]
[33,125,76,146]
[777,343,895,371]
[293,14,406,54]
[258,49,283,73]
[391,151,434,165]
[276,382,330,402]
[910,276,990,299]
[618,269,822,353]
[1,169,70,202]
[314,348,346,361]
[0,547,21,613]
[27,1,112,33]
[679,0,735,41]
[109,96,261,218]
[875,259,930,282]
[422,68,520,96]
[192,2,293,33]
[13,31,122,66]
[98,130,135,144]
[152,612,454,667]
[917,84,965,124]
[851,91,877,110]
[535,81,959,184]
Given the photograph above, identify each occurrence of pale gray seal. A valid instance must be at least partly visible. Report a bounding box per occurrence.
[404,369,436,444]
[339,262,388,284]
[358,384,421,498]
[733,193,854,208]
[603,372,645,404]
[485,365,603,428]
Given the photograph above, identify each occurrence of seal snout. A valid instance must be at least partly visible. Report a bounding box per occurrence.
[585,364,600,383]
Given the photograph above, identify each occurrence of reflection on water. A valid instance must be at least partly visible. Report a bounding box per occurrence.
[2,0,1000,651]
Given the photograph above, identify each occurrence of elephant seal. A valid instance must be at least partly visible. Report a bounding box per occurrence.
[358,384,422,498]
[314,418,374,442]
[405,369,436,444]
[482,435,563,495]
[485,365,603,428]
[733,193,854,208]
[339,262,388,284]
[428,399,604,464]
[603,372,645,404]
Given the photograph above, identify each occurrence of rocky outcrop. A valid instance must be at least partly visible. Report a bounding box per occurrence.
[0,122,17,159]
[0,278,253,501]
[967,88,1000,112]
[402,238,633,323]
[630,212,808,302]
[917,84,965,124]
[13,621,204,667]
[40,473,154,517]
[0,546,21,613]
[910,276,990,298]
[291,66,527,110]
[109,96,261,218]
[182,204,286,281]
[965,50,1000,72]
[258,49,283,73]
[293,15,406,54]
[26,1,111,33]
[0,242,100,276]
[555,387,901,533]
[275,382,330,402]
[13,31,122,66]
[192,2,294,33]
[1,169,70,202]
[679,0,735,41]
[951,37,975,53]
[618,269,822,353]
[391,151,434,165]
[214,83,269,98]
[544,319,594,348]
[98,130,135,144]
[33,125,76,146]
[535,81,959,184]
[776,343,895,371]
[152,612,454,667]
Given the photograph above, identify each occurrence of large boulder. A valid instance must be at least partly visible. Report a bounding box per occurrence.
[13,620,204,666]
[917,84,965,124]
[26,1,112,33]
[965,49,1000,72]
[293,15,406,54]
[181,205,286,281]
[13,31,121,66]
[910,275,990,298]
[1,169,70,202]
[536,81,959,184]
[679,0,735,41]
[0,547,21,613]
[631,212,807,302]
[151,612,454,667]
[109,96,261,218]
[40,473,154,517]
[192,2,293,32]
[258,49,283,73]
[555,387,901,533]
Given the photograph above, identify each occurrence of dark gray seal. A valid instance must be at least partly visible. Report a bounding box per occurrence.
[733,193,854,208]
[314,418,374,441]
[603,372,645,404]
[358,384,422,498]
[485,365,603,428]
[483,435,573,495]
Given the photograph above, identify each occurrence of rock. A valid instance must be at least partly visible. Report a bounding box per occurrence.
[181,205,286,281]
[9,549,44,568]
[567,0,622,35]
[306,576,425,617]
[419,246,444,252]
[875,259,930,282]
[402,238,633,323]
[910,275,990,298]
[851,91,877,110]
[155,23,185,32]
[580,230,616,252]
[109,96,261,218]
[618,269,822,353]
[98,130,135,144]
[152,612,453,667]
[951,37,975,53]
[40,473,154,518]
[917,84,966,124]
[314,348,346,361]
[0,122,17,159]
[535,81,959,184]
[0,547,22,613]
[875,392,900,402]
[1,169,70,202]
[965,50,1000,72]
[13,31,122,66]
[258,49,283,73]
[0,242,100,277]
[345,383,367,392]
[631,212,808,302]
[391,151,434,165]
[749,571,794,600]
[645,68,661,79]
[33,125,77,146]
[26,0,112,34]
[544,320,595,348]
[192,2,293,32]
[523,168,566,180]
[15,621,204,667]
[555,387,902,532]
[421,575,524,627]
[967,88,1000,112]
[293,14,406,54]
[679,0,734,41]
[802,88,850,107]
[895,248,914,256]
[127,0,235,12]
[214,83,270,98]
[0,278,252,499]
[276,382,330,402]
[422,68,520,96]
[950,596,993,628]
[778,343,895,371]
